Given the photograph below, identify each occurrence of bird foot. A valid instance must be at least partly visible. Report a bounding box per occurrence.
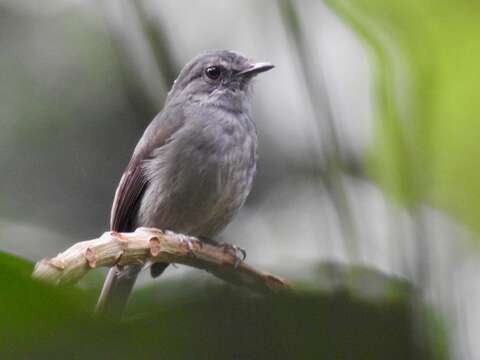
[165,230,194,251]
[219,243,247,268]
[180,235,194,252]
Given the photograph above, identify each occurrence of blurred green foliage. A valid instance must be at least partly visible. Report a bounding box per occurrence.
[0,252,436,359]
[327,0,480,233]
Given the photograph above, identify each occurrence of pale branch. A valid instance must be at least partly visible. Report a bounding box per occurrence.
[32,227,290,294]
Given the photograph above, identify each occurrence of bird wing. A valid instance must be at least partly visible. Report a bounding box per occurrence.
[110,165,146,232]
[110,109,185,232]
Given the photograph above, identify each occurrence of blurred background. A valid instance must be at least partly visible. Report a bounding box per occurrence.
[1,0,480,359]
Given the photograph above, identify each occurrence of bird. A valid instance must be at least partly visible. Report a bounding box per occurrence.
[95,50,274,317]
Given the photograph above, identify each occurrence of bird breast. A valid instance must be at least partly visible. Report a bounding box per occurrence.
[138,109,257,238]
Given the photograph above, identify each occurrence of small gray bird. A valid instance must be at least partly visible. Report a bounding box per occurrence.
[96,50,273,316]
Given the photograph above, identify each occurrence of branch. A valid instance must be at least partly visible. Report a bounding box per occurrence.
[32,227,290,294]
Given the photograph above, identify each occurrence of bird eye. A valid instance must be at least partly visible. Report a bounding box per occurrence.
[205,66,222,80]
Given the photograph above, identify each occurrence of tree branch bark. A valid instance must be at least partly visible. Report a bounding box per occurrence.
[32,227,290,294]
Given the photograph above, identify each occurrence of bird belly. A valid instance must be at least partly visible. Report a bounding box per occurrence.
[137,123,256,238]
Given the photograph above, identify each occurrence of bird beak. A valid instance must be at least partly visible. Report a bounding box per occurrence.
[238,62,275,77]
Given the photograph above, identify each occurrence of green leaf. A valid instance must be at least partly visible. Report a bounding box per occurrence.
[326,0,480,233]
[0,255,441,359]
[0,251,34,276]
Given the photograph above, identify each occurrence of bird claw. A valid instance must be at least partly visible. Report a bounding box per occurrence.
[165,230,195,252]
[220,243,247,268]
[180,235,194,252]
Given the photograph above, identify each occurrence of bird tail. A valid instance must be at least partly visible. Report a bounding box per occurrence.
[95,264,142,318]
